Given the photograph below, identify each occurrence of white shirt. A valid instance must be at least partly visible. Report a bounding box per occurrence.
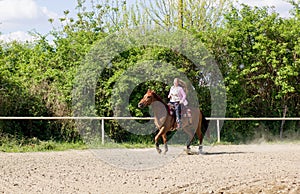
[169,86,181,102]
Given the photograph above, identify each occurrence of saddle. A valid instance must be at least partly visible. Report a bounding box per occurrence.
[167,103,192,126]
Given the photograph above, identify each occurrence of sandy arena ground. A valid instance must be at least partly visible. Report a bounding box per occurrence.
[0,143,299,193]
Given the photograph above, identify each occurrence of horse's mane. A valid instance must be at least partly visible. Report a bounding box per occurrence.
[151,91,171,113]
[152,91,167,106]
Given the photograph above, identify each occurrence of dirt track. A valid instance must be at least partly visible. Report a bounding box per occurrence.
[0,143,299,193]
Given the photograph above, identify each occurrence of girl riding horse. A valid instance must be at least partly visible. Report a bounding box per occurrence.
[138,89,208,154]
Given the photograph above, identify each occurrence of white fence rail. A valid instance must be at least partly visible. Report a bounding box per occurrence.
[206,118,300,143]
[0,117,299,143]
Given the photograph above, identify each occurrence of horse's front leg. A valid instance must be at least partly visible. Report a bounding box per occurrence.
[155,142,162,154]
[154,129,164,154]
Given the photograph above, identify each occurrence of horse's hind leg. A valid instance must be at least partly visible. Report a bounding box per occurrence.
[199,137,204,154]
[196,125,204,154]
[183,128,194,154]
[162,133,168,154]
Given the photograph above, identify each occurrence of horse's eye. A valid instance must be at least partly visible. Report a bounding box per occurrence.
[147,96,151,99]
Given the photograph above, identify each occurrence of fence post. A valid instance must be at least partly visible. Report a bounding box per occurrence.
[101,119,104,145]
[217,119,220,143]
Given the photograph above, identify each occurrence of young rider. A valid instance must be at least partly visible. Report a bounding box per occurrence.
[168,78,188,128]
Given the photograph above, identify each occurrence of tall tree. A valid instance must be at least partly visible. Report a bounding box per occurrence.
[142,0,232,31]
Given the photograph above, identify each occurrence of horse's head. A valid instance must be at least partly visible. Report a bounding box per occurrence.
[138,89,156,108]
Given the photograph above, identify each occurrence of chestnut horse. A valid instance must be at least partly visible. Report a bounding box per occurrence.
[138,89,208,154]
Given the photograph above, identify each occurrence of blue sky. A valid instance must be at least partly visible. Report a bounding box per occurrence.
[0,0,294,42]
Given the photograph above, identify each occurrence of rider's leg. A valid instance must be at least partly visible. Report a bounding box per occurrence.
[175,103,182,128]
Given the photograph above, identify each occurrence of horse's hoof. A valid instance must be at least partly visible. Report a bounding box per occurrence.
[185,148,192,155]
[163,151,167,155]
[157,149,162,154]
[198,145,204,155]
[198,149,205,155]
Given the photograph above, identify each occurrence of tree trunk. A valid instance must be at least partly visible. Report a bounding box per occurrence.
[178,0,183,29]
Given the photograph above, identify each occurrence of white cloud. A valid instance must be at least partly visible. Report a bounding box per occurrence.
[0,0,40,21]
[40,6,59,19]
[0,0,60,42]
[0,0,58,21]
[0,31,37,42]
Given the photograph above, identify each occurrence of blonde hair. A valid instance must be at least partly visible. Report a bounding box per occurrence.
[174,78,188,95]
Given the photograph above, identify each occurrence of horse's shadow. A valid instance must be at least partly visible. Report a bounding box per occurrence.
[186,150,250,155]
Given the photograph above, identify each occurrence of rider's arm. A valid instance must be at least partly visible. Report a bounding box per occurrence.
[168,86,173,98]
[179,87,186,103]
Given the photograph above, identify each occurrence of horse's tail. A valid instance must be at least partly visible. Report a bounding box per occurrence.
[201,111,209,136]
